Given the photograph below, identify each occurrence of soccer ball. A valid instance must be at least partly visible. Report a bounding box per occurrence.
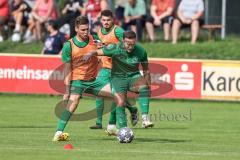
[117,127,134,143]
[11,33,21,42]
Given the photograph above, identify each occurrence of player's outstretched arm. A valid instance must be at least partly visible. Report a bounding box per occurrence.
[82,49,104,62]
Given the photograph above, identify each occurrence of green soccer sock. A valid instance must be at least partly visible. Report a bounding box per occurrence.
[56,109,72,131]
[116,106,127,128]
[138,86,150,115]
[108,102,117,125]
[95,98,104,125]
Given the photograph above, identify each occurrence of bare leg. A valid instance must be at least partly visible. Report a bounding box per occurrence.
[191,20,200,44]
[145,22,155,41]
[172,19,182,44]
[163,23,170,41]
[35,21,42,41]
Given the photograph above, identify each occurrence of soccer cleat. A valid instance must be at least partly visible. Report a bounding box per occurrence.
[142,120,154,128]
[130,107,139,126]
[142,115,154,128]
[52,131,69,141]
[89,124,103,129]
[105,125,118,136]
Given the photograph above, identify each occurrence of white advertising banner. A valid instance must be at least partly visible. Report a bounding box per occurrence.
[201,61,240,100]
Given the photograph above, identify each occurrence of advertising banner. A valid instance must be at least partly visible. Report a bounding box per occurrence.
[0,54,239,101]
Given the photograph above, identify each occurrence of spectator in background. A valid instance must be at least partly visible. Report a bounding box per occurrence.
[172,0,204,44]
[59,0,84,38]
[145,0,175,42]
[31,0,57,41]
[41,20,67,55]
[124,0,146,41]
[114,0,127,26]
[0,0,9,42]
[84,0,108,30]
[10,0,32,42]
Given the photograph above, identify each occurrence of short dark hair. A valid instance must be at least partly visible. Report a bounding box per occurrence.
[47,20,58,30]
[101,10,113,18]
[123,31,136,39]
[75,16,89,27]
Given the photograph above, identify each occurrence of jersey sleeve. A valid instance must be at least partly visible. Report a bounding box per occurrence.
[141,49,148,63]
[61,41,71,63]
[102,43,117,57]
[115,27,124,41]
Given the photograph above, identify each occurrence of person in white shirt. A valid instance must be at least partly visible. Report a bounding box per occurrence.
[172,0,204,44]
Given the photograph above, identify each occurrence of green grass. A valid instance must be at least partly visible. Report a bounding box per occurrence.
[0,36,240,60]
[0,94,240,160]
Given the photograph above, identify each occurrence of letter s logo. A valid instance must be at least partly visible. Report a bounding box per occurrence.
[174,64,194,90]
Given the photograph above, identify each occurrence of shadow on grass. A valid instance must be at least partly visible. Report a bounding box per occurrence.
[133,127,189,130]
[89,137,191,143]
[134,138,191,143]
[0,125,54,129]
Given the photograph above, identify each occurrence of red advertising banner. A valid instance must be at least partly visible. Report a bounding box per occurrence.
[0,55,63,94]
[150,59,202,99]
[0,54,202,100]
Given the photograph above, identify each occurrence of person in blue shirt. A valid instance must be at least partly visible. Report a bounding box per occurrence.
[42,20,67,55]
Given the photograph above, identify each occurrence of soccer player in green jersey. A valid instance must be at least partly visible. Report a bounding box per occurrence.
[90,10,139,132]
[52,16,129,141]
[83,31,154,128]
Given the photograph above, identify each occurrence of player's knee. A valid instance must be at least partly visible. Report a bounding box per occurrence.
[116,99,125,106]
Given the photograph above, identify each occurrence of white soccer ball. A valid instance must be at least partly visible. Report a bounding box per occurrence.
[117,127,134,143]
[11,33,21,42]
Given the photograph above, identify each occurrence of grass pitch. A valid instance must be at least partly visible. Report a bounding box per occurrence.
[0,94,239,160]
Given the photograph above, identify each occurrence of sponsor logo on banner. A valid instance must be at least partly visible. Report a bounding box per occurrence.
[150,60,202,99]
[0,55,63,94]
[202,62,240,100]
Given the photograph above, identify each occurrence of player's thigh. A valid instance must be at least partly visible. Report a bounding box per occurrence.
[70,80,86,96]
[129,75,148,92]
[98,83,112,98]
[111,77,128,95]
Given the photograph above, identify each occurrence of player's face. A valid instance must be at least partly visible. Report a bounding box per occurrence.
[101,16,113,29]
[123,38,136,53]
[75,24,89,41]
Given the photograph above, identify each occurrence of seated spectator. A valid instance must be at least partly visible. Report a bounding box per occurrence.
[172,0,204,44]
[41,20,67,55]
[145,0,175,41]
[58,0,84,38]
[0,0,9,42]
[124,0,146,41]
[83,0,108,30]
[31,0,57,41]
[9,0,32,42]
[114,0,127,26]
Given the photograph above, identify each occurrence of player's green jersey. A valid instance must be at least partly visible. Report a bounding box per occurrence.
[102,42,148,76]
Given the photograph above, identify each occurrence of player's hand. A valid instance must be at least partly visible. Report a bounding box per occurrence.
[64,75,71,86]
[93,40,104,49]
